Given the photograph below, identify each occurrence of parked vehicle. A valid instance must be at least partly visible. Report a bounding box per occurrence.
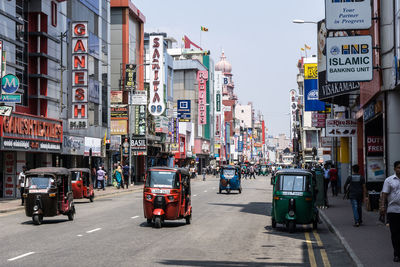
[143,167,192,228]
[70,168,94,202]
[271,169,319,233]
[260,165,269,176]
[219,165,242,194]
[24,167,75,225]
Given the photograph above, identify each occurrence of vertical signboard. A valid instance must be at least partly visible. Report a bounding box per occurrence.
[149,35,165,116]
[125,64,136,91]
[177,100,191,122]
[214,71,222,114]
[325,0,371,30]
[0,40,2,99]
[70,22,88,129]
[197,70,208,125]
[3,152,15,198]
[304,63,325,111]
[289,89,297,138]
[134,105,146,136]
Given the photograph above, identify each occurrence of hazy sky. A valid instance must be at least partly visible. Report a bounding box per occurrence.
[133,0,325,136]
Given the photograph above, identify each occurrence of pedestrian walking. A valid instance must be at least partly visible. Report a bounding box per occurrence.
[323,164,330,207]
[328,164,338,196]
[380,161,400,262]
[123,163,130,189]
[113,165,123,189]
[344,165,367,227]
[92,167,97,189]
[97,166,106,190]
[250,165,256,179]
[17,166,27,205]
[202,168,206,181]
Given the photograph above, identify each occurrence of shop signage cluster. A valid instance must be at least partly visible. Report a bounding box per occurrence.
[110,105,128,120]
[177,100,191,122]
[312,112,327,128]
[3,152,15,198]
[325,0,371,30]
[326,36,373,82]
[0,113,63,152]
[149,35,165,116]
[326,118,357,137]
[134,105,146,136]
[70,22,89,129]
[125,64,136,91]
[304,63,325,111]
[197,70,208,124]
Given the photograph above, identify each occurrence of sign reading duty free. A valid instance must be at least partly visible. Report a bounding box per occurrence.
[326,35,372,82]
[325,0,371,30]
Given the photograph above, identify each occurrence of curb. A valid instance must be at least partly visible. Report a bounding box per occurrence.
[319,209,364,267]
[0,206,24,214]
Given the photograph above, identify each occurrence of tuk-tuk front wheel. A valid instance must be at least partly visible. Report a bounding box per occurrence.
[313,219,318,230]
[154,216,162,228]
[287,221,296,233]
[271,218,276,228]
[185,214,192,225]
[68,206,75,221]
[219,187,222,194]
[146,218,152,225]
[32,215,42,225]
[239,188,242,194]
[89,195,94,202]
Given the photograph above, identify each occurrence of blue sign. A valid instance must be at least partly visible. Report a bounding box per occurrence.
[304,79,325,112]
[2,74,20,94]
[238,141,243,152]
[177,100,191,122]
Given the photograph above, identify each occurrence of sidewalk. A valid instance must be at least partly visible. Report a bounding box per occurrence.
[0,184,143,214]
[320,193,395,267]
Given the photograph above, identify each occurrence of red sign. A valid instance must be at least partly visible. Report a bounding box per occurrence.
[197,70,208,124]
[367,136,383,154]
[312,112,326,128]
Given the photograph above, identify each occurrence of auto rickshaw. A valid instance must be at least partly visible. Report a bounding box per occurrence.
[24,167,75,225]
[70,168,94,202]
[271,169,318,233]
[143,167,192,228]
[260,165,268,176]
[219,165,242,194]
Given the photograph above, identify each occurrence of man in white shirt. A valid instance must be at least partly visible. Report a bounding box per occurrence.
[381,161,400,262]
[17,166,27,205]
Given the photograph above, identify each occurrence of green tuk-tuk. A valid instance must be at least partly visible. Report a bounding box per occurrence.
[259,165,268,176]
[271,169,319,233]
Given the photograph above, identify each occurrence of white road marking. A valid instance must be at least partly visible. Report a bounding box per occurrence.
[131,216,139,219]
[77,234,83,237]
[86,228,102,233]
[8,252,35,262]
[204,190,207,193]
[193,195,197,197]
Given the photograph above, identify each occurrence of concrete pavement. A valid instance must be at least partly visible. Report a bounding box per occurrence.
[320,193,395,267]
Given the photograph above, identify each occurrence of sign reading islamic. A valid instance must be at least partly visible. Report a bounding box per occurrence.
[197,70,208,125]
[149,35,165,116]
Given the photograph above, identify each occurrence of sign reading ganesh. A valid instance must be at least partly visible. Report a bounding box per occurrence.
[0,113,62,152]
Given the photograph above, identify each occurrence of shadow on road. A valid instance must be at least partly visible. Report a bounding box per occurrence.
[139,221,187,228]
[21,219,70,225]
[208,202,272,216]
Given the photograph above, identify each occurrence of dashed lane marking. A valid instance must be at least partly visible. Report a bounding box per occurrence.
[131,216,139,219]
[204,190,207,193]
[193,195,197,197]
[86,228,102,233]
[7,252,35,262]
[77,234,83,237]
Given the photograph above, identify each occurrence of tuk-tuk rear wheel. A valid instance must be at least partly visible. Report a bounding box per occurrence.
[147,218,152,225]
[68,207,75,221]
[288,221,296,233]
[32,215,42,225]
[313,220,318,230]
[239,188,242,194]
[219,188,222,194]
[154,217,162,228]
[89,195,94,202]
[271,218,276,228]
[185,214,192,225]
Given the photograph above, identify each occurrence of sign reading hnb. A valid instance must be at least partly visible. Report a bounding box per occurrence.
[326,36,373,82]
[325,0,371,30]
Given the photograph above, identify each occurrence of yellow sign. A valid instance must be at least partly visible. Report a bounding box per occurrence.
[214,144,221,149]
[110,120,127,135]
[304,63,318,80]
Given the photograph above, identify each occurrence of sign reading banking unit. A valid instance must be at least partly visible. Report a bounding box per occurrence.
[325,0,371,30]
[326,35,372,82]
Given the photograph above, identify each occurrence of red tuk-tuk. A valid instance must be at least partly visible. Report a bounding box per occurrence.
[69,168,94,202]
[143,167,192,228]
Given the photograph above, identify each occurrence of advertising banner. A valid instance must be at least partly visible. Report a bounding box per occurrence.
[62,135,85,155]
[367,157,385,181]
[317,20,360,100]
[325,0,371,30]
[131,137,146,151]
[321,137,333,148]
[149,35,165,116]
[326,119,357,137]
[304,63,325,112]
[84,137,101,156]
[367,136,384,155]
[326,35,373,82]
[88,78,99,104]
[110,135,121,151]
[155,116,169,133]
[111,91,123,103]
[110,120,127,135]
[177,100,191,122]
[131,91,147,105]
[134,105,146,136]
[110,105,128,120]
[312,112,327,128]
[197,70,208,124]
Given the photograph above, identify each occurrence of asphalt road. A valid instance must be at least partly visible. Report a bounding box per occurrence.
[0,175,354,267]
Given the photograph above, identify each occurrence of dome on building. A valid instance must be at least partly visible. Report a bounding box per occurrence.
[215,51,232,73]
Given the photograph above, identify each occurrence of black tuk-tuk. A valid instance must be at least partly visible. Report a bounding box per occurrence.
[24,167,75,225]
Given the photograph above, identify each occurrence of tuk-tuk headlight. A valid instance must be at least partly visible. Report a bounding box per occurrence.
[33,205,39,211]
[288,210,295,217]
[146,194,152,200]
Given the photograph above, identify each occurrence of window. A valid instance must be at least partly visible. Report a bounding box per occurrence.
[51,1,57,27]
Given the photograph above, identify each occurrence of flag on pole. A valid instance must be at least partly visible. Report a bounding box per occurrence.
[201,26,208,32]
[301,47,305,51]
[103,130,107,146]
[304,44,311,50]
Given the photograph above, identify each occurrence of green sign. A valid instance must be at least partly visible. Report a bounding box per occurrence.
[216,94,221,112]
[0,94,21,103]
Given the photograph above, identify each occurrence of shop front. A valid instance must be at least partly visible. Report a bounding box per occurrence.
[0,113,62,198]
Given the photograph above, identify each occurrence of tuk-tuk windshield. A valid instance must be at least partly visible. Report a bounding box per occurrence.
[26,176,54,189]
[146,171,178,188]
[222,169,235,178]
[279,175,309,192]
[70,171,81,181]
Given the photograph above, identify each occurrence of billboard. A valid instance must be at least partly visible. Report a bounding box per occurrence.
[304,63,325,112]
[325,0,371,30]
[317,20,360,100]
[326,35,373,82]
[177,100,191,122]
[149,35,165,116]
[326,119,357,137]
[197,70,208,124]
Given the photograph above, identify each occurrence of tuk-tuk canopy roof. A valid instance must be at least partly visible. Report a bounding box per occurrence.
[222,165,240,169]
[275,169,312,176]
[69,168,91,173]
[148,166,190,176]
[26,167,70,177]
